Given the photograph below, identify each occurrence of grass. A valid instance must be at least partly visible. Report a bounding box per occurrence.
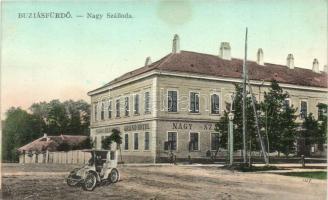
[222,164,281,172]
[280,171,327,180]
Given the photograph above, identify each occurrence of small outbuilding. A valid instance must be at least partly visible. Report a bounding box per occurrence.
[18,134,89,164]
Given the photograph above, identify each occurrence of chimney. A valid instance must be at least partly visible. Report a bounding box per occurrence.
[172,34,180,53]
[286,54,294,69]
[256,48,264,65]
[43,133,47,138]
[312,58,319,73]
[145,56,152,66]
[324,65,328,73]
[219,42,231,60]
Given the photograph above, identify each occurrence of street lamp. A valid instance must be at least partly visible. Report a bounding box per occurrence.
[228,112,234,166]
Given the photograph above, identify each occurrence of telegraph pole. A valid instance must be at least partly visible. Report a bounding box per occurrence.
[242,28,248,164]
[242,28,269,165]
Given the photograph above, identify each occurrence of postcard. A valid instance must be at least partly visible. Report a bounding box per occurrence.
[1,1,327,199]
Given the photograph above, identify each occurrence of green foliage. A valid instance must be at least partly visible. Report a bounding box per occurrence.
[56,142,72,152]
[215,84,259,151]
[2,99,91,162]
[101,129,122,150]
[317,103,327,151]
[299,113,321,156]
[215,80,298,157]
[261,80,297,156]
[281,171,327,180]
[30,99,90,135]
[74,137,93,150]
[2,107,43,162]
[215,111,229,150]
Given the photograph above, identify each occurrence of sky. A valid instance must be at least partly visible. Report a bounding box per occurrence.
[1,0,327,118]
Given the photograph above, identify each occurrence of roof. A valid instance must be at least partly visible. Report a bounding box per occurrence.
[17,135,88,153]
[90,51,327,93]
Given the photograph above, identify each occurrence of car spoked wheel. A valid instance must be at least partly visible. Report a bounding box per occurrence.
[82,173,97,191]
[66,176,76,187]
[109,168,119,183]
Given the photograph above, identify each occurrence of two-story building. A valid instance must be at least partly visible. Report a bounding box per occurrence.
[88,35,327,163]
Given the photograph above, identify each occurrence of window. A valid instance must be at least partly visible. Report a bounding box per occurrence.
[94,103,98,121]
[211,133,220,151]
[168,90,178,112]
[144,132,150,150]
[116,99,120,118]
[300,101,307,119]
[318,103,327,121]
[101,102,105,120]
[134,133,139,150]
[108,100,112,119]
[165,132,177,151]
[124,134,129,150]
[211,94,220,114]
[190,92,200,113]
[124,97,129,116]
[144,91,150,113]
[134,94,140,115]
[189,132,199,151]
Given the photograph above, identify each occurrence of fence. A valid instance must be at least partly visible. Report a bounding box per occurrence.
[19,150,92,164]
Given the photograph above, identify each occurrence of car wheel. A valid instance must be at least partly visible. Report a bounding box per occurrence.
[66,175,76,187]
[82,172,97,191]
[109,168,119,183]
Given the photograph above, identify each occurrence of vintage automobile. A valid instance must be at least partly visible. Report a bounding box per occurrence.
[66,149,120,191]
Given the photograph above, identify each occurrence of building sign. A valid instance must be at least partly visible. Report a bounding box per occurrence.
[124,123,150,132]
[172,122,214,130]
[172,123,192,130]
[95,127,120,134]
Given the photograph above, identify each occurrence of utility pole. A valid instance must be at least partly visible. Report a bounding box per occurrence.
[242,28,248,164]
[242,28,269,165]
[247,79,269,165]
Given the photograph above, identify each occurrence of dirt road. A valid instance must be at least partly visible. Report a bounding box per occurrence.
[1,164,326,200]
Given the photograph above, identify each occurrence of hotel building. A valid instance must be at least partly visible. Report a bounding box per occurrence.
[88,35,327,163]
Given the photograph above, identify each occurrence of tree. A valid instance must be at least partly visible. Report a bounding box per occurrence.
[261,80,297,156]
[101,129,122,150]
[278,105,298,156]
[30,99,90,136]
[215,84,260,154]
[101,129,124,162]
[63,100,90,135]
[299,113,320,156]
[317,103,327,151]
[2,107,43,162]
[74,137,93,150]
